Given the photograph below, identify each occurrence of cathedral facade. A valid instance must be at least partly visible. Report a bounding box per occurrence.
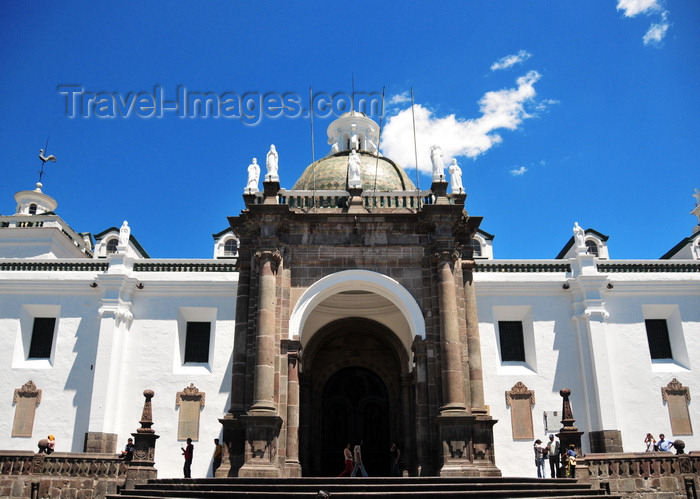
[1,113,699,478]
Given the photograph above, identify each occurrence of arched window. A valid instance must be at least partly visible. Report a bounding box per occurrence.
[585,240,599,256]
[106,238,118,254]
[470,239,482,257]
[223,238,238,257]
[29,203,37,215]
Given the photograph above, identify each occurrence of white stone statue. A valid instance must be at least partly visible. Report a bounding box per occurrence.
[245,158,260,193]
[348,149,362,189]
[265,145,279,181]
[693,188,700,206]
[448,159,463,193]
[573,222,585,249]
[430,145,445,181]
[118,221,130,247]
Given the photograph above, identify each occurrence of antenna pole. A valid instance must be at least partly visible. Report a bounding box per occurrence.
[310,86,316,212]
[352,73,355,112]
[372,87,385,198]
[411,88,420,192]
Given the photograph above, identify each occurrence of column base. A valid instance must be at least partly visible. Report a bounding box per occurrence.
[237,413,284,478]
[435,412,501,478]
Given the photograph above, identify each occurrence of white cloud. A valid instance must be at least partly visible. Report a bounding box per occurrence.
[510,166,527,176]
[643,12,669,45]
[388,92,411,105]
[491,50,532,71]
[381,71,541,173]
[617,0,661,17]
[617,0,669,46]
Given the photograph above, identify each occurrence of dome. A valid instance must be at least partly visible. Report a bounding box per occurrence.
[292,151,416,191]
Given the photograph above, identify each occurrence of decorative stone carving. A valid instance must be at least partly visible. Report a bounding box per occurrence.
[118,221,130,247]
[347,149,362,188]
[432,249,460,264]
[254,249,282,267]
[430,145,445,182]
[505,382,535,440]
[12,380,41,437]
[176,384,205,441]
[661,378,692,435]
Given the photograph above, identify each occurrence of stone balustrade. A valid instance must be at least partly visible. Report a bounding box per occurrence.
[0,451,127,498]
[579,451,700,498]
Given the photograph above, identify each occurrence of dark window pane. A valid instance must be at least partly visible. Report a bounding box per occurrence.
[498,321,525,362]
[106,238,118,254]
[28,317,56,358]
[471,239,482,257]
[185,322,211,363]
[645,319,673,359]
[223,239,238,256]
[585,240,599,256]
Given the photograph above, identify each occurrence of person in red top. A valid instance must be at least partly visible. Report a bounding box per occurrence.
[181,438,194,478]
[337,443,354,477]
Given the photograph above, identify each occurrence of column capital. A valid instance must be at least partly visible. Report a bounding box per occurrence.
[433,249,460,264]
[255,249,282,263]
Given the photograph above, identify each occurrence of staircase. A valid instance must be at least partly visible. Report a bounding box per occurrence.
[111,476,620,498]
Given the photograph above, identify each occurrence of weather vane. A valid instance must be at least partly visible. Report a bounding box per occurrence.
[37,137,57,183]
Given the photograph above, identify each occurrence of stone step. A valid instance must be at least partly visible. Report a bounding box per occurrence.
[110,477,619,499]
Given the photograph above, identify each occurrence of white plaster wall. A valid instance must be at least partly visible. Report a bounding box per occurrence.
[0,268,237,480]
[117,284,236,478]
[0,275,102,453]
[476,281,588,477]
[603,282,700,454]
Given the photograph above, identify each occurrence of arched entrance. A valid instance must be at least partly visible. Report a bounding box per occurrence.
[300,318,408,477]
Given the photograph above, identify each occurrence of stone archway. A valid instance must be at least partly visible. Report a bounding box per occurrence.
[300,318,408,477]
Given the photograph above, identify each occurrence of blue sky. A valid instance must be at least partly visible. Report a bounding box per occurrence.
[1,1,698,259]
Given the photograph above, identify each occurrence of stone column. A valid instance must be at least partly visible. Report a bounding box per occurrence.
[556,388,584,477]
[285,348,301,477]
[463,261,485,413]
[239,249,283,477]
[412,339,431,475]
[434,250,467,413]
[250,249,281,413]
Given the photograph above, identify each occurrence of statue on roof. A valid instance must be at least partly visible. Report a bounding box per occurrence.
[118,221,130,247]
[430,145,445,182]
[448,159,463,193]
[693,188,700,207]
[348,149,362,189]
[573,222,585,249]
[265,145,279,182]
[245,158,260,193]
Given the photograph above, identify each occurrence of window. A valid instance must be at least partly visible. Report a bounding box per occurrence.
[498,321,526,362]
[645,319,673,360]
[29,203,37,215]
[28,318,56,359]
[223,238,238,257]
[585,240,599,256]
[470,239,482,257]
[106,238,118,254]
[184,322,211,363]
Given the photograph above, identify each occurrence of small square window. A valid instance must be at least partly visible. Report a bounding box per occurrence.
[645,319,673,360]
[28,318,56,359]
[498,321,526,362]
[184,322,211,363]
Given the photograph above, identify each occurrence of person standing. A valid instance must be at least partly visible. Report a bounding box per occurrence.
[533,439,546,478]
[389,442,402,477]
[212,438,223,475]
[545,434,560,478]
[644,433,656,452]
[566,444,578,478]
[657,434,674,452]
[350,440,368,477]
[181,438,194,478]
[337,443,354,477]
